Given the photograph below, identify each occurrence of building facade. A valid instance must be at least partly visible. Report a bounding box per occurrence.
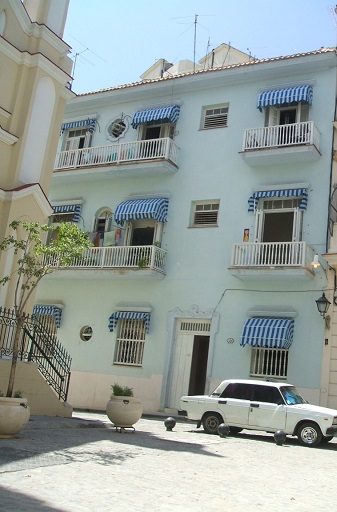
[0,0,73,309]
[36,47,337,414]
[0,0,74,415]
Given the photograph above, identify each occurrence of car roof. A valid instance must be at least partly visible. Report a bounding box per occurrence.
[219,379,292,389]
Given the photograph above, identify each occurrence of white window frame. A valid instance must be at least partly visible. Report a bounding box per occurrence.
[250,347,288,379]
[64,128,92,151]
[201,104,229,130]
[125,219,163,246]
[114,318,147,366]
[191,201,220,227]
[139,121,175,141]
[267,103,309,127]
[254,199,302,243]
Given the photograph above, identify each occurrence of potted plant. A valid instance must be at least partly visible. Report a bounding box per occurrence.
[106,383,143,430]
[0,220,92,438]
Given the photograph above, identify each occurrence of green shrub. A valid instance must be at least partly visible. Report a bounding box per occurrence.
[111,383,133,397]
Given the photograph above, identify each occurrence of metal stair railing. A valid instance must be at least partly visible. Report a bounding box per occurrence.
[0,307,71,402]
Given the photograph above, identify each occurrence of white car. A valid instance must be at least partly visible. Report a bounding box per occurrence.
[179,379,337,447]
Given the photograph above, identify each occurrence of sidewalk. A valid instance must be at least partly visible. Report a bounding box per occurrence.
[1,411,337,511]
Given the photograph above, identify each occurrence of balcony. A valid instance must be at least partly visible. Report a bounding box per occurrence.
[44,245,166,280]
[229,241,315,280]
[240,121,320,166]
[54,138,179,179]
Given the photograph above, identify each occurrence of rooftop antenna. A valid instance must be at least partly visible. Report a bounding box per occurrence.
[70,48,88,89]
[193,14,198,72]
[329,5,337,45]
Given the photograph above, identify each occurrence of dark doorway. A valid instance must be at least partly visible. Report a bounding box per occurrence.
[279,108,296,125]
[188,335,210,395]
[131,226,154,245]
[262,212,294,242]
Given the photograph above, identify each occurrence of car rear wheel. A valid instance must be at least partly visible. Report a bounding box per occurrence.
[202,412,223,435]
[297,422,322,447]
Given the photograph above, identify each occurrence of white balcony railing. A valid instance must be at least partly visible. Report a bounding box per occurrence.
[231,241,312,268]
[44,245,166,273]
[55,137,179,170]
[242,121,319,152]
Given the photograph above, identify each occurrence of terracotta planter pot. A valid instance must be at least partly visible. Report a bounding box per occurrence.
[0,397,30,438]
[106,396,143,428]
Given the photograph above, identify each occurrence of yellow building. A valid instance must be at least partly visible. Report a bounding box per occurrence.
[0,0,73,416]
[0,0,73,309]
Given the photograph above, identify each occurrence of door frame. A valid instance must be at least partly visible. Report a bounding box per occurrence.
[162,305,219,410]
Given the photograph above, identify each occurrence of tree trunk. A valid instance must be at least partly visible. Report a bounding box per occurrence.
[6,317,24,397]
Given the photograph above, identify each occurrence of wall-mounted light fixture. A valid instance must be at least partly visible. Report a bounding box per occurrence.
[315,292,331,319]
[311,254,320,269]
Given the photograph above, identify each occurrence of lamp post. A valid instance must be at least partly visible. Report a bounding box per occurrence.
[315,293,331,319]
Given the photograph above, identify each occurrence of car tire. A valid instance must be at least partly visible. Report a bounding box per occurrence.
[297,422,322,447]
[229,427,242,434]
[202,412,223,435]
[321,435,333,443]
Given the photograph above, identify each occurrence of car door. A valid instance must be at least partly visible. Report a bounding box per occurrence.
[217,383,252,426]
[248,385,286,431]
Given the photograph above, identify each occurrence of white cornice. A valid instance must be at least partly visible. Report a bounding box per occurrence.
[51,198,84,206]
[252,182,311,193]
[0,126,18,145]
[0,184,52,218]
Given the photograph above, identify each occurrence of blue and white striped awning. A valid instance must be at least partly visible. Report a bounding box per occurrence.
[52,204,82,223]
[240,318,294,349]
[33,305,62,328]
[61,118,96,133]
[131,105,180,128]
[108,311,151,333]
[248,188,308,213]
[257,85,313,110]
[114,198,169,226]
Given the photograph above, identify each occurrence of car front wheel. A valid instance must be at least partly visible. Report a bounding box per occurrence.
[297,422,322,447]
[202,412,223,435]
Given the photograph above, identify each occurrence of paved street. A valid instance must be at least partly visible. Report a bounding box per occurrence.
[0,411,336,512]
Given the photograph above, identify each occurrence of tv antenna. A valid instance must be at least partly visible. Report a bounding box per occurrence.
[329,5,337,44]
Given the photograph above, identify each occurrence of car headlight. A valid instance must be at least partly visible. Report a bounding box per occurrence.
[333,416,337,425]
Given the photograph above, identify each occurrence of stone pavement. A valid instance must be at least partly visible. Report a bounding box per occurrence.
[0,411,337,512]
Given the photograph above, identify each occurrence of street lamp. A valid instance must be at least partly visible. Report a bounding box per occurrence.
[315,293,331,319]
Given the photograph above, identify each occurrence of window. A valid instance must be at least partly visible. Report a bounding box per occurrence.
[80,326,93,342]
[220,383,253,400]
[251,385,283,404]
[255,198,303,253]
[140,120,175,141]
[250,348,288,379]
[114,318,146,366]
[64,128,90,151]
[107,118,127,140]
[191,201,219,227]
[266,103,309,127]
[92,208,113,247]
[202,105,228,129]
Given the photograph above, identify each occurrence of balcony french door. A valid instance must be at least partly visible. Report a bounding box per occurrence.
[254,208,302,265]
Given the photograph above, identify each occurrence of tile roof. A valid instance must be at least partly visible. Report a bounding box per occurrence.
[75,47,336,98]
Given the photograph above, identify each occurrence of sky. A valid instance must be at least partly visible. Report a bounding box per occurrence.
[64,0,337,94]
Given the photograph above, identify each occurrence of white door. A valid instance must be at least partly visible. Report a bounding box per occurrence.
[168,332,194,409]
[168,319,211,409]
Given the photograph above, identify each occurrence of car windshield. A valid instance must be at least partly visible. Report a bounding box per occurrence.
[280,386,308,405]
